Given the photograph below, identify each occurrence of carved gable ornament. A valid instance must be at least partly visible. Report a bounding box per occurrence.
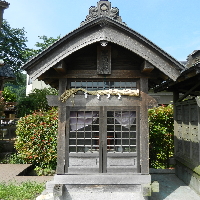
[97,45,111,74]
[81,0,123,26]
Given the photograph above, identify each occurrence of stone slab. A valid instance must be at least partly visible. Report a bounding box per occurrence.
[53,174,151,185]
[38,185,149,200]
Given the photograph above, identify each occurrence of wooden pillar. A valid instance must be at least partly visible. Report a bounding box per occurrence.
[140,77,149,174]
[56,78,67,174]
[173,90,179,162]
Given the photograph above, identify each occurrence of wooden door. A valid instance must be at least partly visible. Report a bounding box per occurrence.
[67,106,140,174]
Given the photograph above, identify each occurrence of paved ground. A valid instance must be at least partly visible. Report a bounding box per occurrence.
[0,164,200,199]
[0,164,53,184]
[150,173,200,200]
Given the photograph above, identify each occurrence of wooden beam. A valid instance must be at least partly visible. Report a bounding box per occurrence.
[39,70,157,79]
[46,95,141,107]
[53,61,67,74]
[141,61,154,73]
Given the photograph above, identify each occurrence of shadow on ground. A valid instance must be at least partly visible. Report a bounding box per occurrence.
[150,174,200,200]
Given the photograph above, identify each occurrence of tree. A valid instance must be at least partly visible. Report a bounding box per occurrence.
[16,87,58,118]
[28,35,61,58]
[1,20,60,102]
[1,20,61,74]
[0,20,30,74]
[0,20,31,86]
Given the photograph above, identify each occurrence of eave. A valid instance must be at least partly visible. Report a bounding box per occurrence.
[22,17,185,84]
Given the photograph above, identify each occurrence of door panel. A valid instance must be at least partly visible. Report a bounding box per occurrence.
[106,108,139,173]
[68,110,100,174]
[67,107,139,174]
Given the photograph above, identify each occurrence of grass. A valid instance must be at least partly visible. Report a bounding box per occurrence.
[0,181,45,200]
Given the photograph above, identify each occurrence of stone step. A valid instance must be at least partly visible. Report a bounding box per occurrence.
[63,185,147,200]
[37,185,149,200]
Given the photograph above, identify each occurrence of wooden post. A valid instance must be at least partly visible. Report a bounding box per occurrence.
[173,91,179,163]
[57,78,67,174]
[140,77,149,174]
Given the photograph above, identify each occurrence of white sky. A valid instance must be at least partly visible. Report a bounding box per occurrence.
[3,0,200,61]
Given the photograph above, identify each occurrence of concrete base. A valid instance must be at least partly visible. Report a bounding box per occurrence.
[37,185,149,200]
[41,174,151,200]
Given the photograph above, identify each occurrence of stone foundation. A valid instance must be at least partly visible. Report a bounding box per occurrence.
[44,174,152,200]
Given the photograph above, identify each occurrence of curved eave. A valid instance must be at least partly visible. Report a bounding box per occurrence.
[22,17,185,81]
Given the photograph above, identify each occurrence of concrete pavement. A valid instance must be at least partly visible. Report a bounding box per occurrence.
[0,164,200,199]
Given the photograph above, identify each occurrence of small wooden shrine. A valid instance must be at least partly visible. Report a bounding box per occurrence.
[23,0,185,198]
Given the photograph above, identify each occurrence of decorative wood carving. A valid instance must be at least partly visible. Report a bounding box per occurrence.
[81,0,123,26]
[97,45,111,74]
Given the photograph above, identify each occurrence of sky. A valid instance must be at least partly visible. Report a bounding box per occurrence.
[2,0,200,61]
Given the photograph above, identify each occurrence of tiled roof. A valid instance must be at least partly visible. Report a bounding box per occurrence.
[0,65,15,78]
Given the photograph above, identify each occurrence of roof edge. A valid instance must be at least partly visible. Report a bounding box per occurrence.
[23,17,185,73]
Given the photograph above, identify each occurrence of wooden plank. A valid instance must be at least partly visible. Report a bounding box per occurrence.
[56,78,67,174]
[46,95,141,107]
[39,70,158,79]
[54,61,67,74]
[140,77,149,174]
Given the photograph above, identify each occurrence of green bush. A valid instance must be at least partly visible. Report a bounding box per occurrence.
[148,104,174,169]
[16,87,58,117]
[34,166,56,176]
[0,153,27,164]
[15,107,58,170]
[2,87,17,102]
[3,82,26,102]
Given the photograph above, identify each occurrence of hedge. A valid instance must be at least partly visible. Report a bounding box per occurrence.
[149,104,174,169]
[15,107,58,170]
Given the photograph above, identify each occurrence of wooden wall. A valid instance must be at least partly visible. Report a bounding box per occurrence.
[64,43,143,71]
[175,100,200,166]
[174,99,200,194]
